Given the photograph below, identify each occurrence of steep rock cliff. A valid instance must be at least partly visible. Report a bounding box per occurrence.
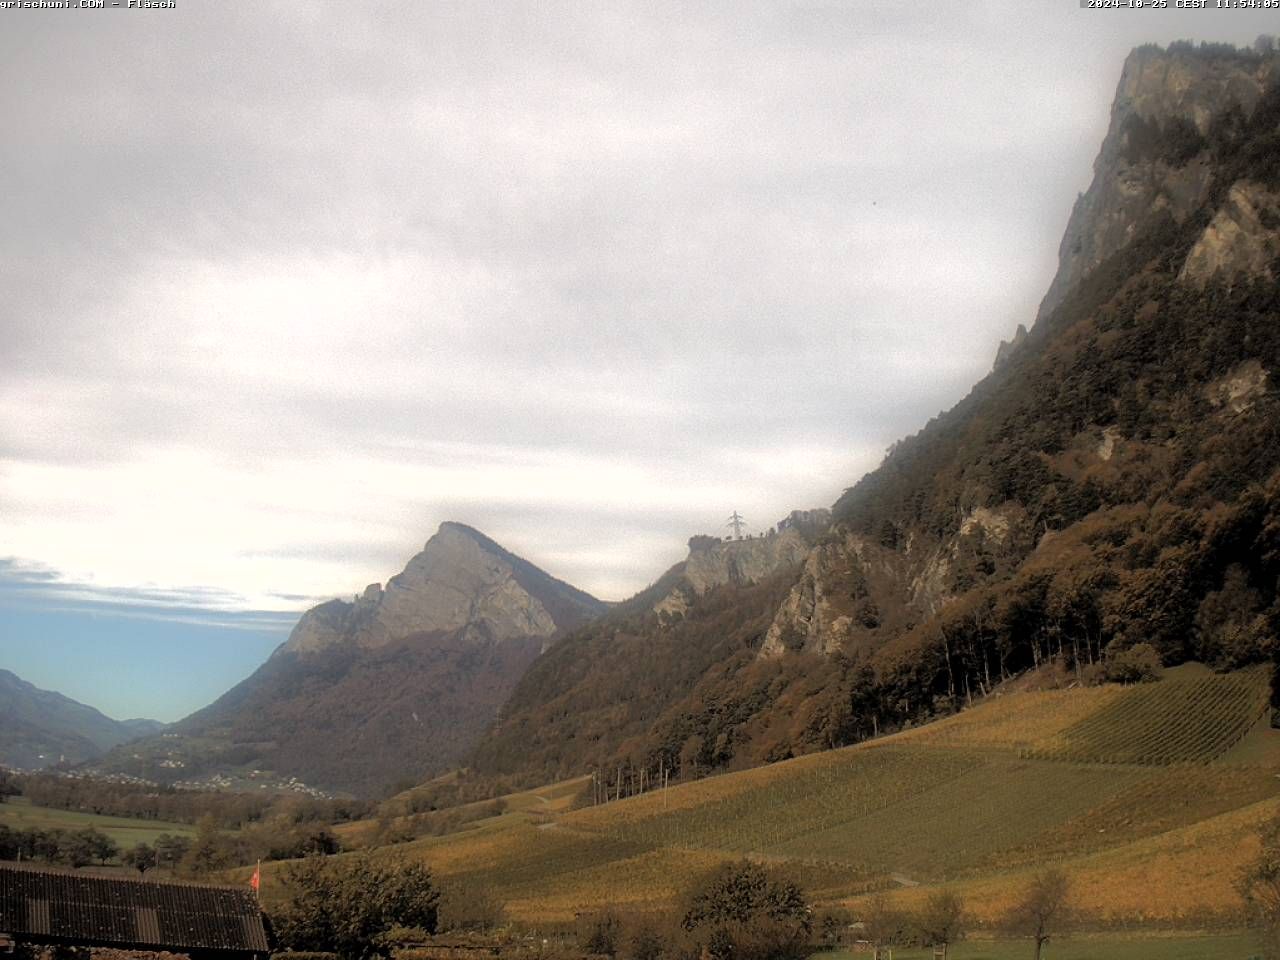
[1038,43,1278,320]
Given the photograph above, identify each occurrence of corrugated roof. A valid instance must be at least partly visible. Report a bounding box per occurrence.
[0,864,269,954]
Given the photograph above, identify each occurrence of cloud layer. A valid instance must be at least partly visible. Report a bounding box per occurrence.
[2,2,1274,609]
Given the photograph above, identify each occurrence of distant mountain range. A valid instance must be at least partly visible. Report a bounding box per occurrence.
[0,669,165,770]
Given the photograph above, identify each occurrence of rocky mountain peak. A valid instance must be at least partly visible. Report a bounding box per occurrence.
[992,324,1028,371]
[281,522,604,655]
[1037,42,1278,322]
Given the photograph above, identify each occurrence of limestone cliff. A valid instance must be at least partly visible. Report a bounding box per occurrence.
[759,504,1022,659]
[1038,44,1278,321]
[992,324,1027,371]
[1179,180,1280,286]
[653,525,820,621]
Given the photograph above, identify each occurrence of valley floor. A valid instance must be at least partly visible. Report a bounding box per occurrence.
[0,795,195,848]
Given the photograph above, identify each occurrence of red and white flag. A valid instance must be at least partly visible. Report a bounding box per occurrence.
[250,862,261,893]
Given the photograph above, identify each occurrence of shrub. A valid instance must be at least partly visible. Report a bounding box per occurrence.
[576,910,622,957]
[271,855,439,960]
[437,881,506,933]
[1105,642,1163,684]
[678,861,811,960]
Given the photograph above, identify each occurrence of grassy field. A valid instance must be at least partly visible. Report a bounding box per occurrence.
[362,665,1280,928]
[0,796,195,847]
[333,775,591,848]
[816,930,1262,960]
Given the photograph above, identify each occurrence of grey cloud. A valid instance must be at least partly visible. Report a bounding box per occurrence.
[2,2,1275,606]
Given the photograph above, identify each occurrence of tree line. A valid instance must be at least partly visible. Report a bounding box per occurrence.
[260,855,1084,960]
[12,772,372,829]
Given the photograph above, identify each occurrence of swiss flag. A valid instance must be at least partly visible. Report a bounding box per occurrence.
[250,863,261,892]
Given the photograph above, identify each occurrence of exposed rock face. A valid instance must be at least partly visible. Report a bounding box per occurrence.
[1180,181,1280,286]
[282,522,595,655]
[759,531,920,659]
[760,502,1024,660]
[683,530,811,593]
[993,324,1028,371]
[653,527,815,621]
[1038,46,1277,321]
[1206,359,1270,414]
[758,537,855,658]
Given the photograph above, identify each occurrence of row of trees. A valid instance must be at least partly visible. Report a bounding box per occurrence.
[572,864,1072,960]
[13,773,371,830]
[0,822,201,874]
[0,825,121,868]
[0,814,338,877]
[859,872,1070,960]
[171,814,340,876]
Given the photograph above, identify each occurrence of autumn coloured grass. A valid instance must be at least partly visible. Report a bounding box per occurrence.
[0,796,196,848]
[379,667,1280,928]
[1027,668,1270,765]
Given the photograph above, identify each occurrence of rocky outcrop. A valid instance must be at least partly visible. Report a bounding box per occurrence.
[683,530,811,592]
[1038,45,1277,321]
[1180,180,1280,286]
[281,522,602,655]
[1206,359,1270,414]
[761,503,1023,660]
[653,528,814,621]
[993,324,1028,371]
[758,537,856,658]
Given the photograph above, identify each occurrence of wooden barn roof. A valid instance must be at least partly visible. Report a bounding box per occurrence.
[0,863,269,954]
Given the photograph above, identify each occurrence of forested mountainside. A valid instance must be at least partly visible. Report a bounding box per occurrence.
[473,536,813,782]
[96,523,606,796]
[0,669,164,770]
[474,41,1280,790]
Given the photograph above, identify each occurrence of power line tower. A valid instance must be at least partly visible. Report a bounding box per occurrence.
[727,511,746,539]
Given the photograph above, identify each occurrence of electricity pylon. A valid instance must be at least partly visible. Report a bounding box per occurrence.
[727,511,746,539]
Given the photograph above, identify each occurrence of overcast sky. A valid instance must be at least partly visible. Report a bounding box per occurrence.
[2,1,1275,722]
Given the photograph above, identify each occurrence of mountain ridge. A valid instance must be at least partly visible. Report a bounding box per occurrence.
[95,522,607,795]
[469,39,1280,790]
[0,668,165,770]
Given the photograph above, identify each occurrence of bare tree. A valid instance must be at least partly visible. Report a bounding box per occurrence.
[861,894,908,960]
[915,891,966,960]
[1004,869,1071,960]
[1240,817,1280,959]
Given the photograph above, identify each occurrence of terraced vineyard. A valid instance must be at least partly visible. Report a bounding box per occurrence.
[888,685,1125,750]
[771,756,1142,879]
[979,762,1280,870]
[1025,667,1271,765]
[567,746,975,852]
[338,665,1280,925]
